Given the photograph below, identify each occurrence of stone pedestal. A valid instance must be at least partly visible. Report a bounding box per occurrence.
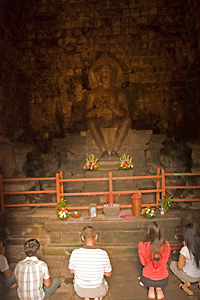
[83,129,152,174]
[82,128,131,158]
[52,129,161,177]
[51,130,167,206]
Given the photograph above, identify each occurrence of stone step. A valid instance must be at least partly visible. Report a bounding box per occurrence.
[4,222,49,238]
[43,245,138,257]
[98,160,119,171]
[45,215,180,247]
[4,208,51,224]
[3,208,181,271]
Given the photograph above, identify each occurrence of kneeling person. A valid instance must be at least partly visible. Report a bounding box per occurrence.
[68,226,112,300]
[15,239,59,300]
[0,241,17,295]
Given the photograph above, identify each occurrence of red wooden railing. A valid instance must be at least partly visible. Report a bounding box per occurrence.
[165,172,200,202]
[0,169,200,212]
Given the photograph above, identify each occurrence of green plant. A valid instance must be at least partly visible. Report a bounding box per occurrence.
[83,154,99,171]
[159,195,173,212]
[56,198,71,220]
[118,153,133,170]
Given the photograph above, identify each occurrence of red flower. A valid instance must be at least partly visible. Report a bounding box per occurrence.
[89,161,92,164]
[60,207,66,212]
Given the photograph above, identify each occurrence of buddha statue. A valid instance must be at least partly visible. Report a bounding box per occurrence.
[86,55,131,159]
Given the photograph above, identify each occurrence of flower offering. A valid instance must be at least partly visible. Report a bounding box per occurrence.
[140,207,156,218]
[56,198,71,220]
[118,153,133,170]
[83,154,99,171]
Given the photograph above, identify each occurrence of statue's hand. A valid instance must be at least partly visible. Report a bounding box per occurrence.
[106,102,117,113]
[99,102,109,111]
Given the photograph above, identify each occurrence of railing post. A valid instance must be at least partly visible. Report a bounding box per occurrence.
[0,174,4,212]
[156,167,161,205]
[56,172,60,204]
[60,171,64,198]
[109,171,114,206]
[161,168,166,200]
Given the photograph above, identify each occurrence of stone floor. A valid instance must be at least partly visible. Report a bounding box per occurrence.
[2,256,200,300]
[2,204,200,300]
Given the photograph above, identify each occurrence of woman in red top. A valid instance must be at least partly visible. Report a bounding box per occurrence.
[138,222,170,300]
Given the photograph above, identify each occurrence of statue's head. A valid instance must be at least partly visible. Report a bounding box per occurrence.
[95,65,116,87]
[99,65,112,86]
[88,54,123,89]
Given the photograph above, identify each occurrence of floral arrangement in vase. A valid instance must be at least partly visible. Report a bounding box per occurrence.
[159,195,173,214]
[83,154,99,171]
[56,198,71,220]
[118,153,133,170]
[140,207,156,218]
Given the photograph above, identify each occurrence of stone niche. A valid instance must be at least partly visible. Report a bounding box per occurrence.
[52,129,164,206]
[1,130,200,208]
[53,129,157,176]
[83,128,153,175]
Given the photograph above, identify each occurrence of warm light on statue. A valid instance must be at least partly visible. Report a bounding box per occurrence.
[86,54,131,159]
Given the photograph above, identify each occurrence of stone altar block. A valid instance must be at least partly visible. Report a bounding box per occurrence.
[53,130,166,176]
[81,128,131,158]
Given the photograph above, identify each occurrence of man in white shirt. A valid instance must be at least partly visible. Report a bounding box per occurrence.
[68,226,112,300]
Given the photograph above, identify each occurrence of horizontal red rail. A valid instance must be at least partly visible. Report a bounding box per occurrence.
[112,175,162,180]
[63,192,110,196]
[166,186,200,189]
[61,177,109,182]
[4,190,57,195]
[165,173,200,176]
[113,189,162,195]
[3,177,56,182]
[0,169,199,212]
[4,203,57,207]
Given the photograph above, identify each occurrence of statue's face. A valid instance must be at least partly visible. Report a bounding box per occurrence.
[99,67,112,85]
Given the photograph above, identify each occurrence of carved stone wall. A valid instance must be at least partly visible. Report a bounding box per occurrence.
[0,0,200,142]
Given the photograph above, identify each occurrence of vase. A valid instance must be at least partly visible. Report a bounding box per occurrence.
[103,203,120,218]
[159,206,165,215]
[131,193,142,217]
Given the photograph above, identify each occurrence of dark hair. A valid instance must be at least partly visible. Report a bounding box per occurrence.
[82,226,96,239]
[146,222,166,266]
[24,239,40,257]
[183,223,200,268]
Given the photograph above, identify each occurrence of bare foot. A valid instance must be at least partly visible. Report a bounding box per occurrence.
[148,287,155,299]
[180,283,193,296]
[156,287,164,300]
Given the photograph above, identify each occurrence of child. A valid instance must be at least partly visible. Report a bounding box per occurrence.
[138,222,170,300]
